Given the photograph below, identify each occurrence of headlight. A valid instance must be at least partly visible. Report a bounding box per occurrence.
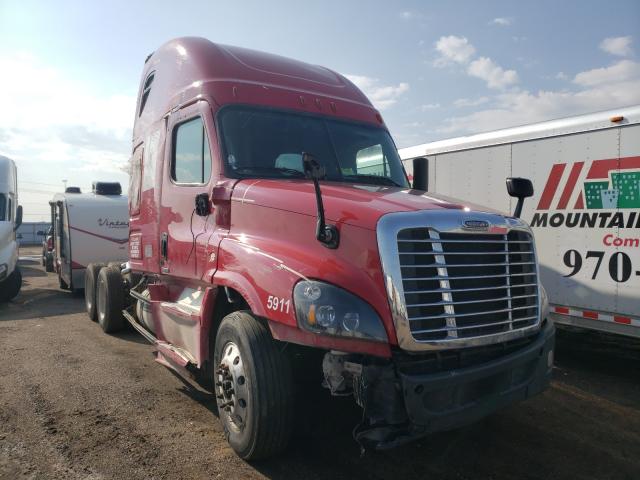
[293,280,388,342]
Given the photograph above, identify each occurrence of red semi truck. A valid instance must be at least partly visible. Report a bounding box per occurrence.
[86,37,554,459]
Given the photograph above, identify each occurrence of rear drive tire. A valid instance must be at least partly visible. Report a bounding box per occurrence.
[214,311,293,460]
[96,265,124,333]
[84,262,106,321]
[0,267,22,302]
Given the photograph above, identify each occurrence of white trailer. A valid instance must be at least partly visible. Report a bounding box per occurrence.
[0,155,23,301]
[50,182,129,291]
[400,105,640,338]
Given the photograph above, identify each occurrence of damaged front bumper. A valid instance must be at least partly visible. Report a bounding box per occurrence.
[325,321,555,450]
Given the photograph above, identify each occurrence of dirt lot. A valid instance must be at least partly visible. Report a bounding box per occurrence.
[1,247,639,480]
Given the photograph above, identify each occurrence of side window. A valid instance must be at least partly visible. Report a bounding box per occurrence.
[172,117,212,184]
[7,198,12,221]
[138,72,155,117]
[0,194,5,221]
[356,144,387,177]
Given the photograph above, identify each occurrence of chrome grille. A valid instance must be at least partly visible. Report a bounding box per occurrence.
[397,228,539,343]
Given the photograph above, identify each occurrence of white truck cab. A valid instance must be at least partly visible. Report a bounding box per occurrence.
[0,155,23,302]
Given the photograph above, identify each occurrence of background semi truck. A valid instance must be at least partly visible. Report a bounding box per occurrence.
[0,155,23,302]
[400,106,640,339]
[86,37,554,460]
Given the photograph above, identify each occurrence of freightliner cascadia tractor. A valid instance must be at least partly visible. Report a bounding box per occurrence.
[85,38,554,460]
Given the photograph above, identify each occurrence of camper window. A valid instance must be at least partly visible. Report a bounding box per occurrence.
[172,117,212,185]
[7,198,12,221]
[0,194,5,221]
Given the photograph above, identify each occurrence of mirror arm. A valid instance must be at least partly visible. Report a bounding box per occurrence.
[513,198,524,218]
[302,152,339,249]
[311,176,339,249]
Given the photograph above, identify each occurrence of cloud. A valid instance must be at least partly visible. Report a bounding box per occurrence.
[453,96,490,107]
[420,103,440,111]
[491,17,512,26]
[345,75,409,110]
[556,72,568,80]
[0,53,135,218]
[399,11,414,20]
[439,60,640,134]
[433,35,519,90]
[433,35,476,66]
[573,59,640,87]
[599,36,633,57]
[467,57,519,89]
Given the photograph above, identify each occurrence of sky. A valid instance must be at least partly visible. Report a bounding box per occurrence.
[1,0,639,221]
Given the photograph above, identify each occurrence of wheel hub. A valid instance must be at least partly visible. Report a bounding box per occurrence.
[216,342,247,431]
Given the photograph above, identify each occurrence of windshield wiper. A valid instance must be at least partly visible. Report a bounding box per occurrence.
[342,174,403,187]
[234,166,306,178]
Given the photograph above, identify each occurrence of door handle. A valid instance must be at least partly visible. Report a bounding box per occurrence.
[161,232,168,260]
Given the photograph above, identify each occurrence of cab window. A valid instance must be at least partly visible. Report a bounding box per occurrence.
[172,117,212,184]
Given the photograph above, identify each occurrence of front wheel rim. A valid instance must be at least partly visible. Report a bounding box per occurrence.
[216,341,248,432]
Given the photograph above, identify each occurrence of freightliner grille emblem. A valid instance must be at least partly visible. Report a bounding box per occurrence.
[463,220,490,230]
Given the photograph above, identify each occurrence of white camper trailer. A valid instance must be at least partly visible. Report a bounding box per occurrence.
[399,106,640,338]
[50,182,129,291]
[0,155,23,301]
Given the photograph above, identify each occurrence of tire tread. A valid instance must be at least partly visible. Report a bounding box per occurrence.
[216,311,293,460]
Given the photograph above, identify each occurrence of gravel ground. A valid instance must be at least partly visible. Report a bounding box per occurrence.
[1,248,639,480]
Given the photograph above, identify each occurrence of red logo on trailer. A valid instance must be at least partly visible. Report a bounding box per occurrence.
[537,156,640,210]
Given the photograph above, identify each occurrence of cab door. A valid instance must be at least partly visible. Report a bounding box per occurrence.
[159,101,216,281]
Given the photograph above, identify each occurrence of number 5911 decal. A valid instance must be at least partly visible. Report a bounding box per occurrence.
[266,295,291,313]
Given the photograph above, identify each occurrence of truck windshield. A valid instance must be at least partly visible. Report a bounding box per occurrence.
[218,106,409,188]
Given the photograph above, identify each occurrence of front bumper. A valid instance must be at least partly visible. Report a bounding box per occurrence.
[354,321,555,449]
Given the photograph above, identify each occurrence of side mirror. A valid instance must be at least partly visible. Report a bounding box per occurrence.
[506,177,534,218]
[302,152,326,180]
[14,205,23,231]
[412,157,428,191]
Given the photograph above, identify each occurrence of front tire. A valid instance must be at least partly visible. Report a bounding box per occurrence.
[85,263,106,321]
[96,265,124,333]
[214,311,293,460]
[0,267,22,302]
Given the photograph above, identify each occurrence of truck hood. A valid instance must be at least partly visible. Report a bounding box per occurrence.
[232,179,506,230]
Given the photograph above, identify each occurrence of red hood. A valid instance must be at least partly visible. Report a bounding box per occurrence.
[231,179,504,230]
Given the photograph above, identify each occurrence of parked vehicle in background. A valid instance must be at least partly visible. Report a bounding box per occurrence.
[0,155,23,302]
[87,37,554,460]
[49,182,128,291]
[400,106,640,339]
[41,226,54,272]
